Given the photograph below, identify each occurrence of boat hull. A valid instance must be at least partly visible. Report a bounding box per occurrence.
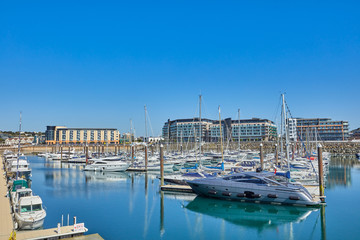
[187,179,319,206]
[15,213,46,230]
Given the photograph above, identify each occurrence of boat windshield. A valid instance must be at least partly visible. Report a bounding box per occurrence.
[21,205,31,212]
[32,204,42,211]
[223,175,267,184]
[267,175,289,184]
[18,191,31,199]
[20,204,42,212]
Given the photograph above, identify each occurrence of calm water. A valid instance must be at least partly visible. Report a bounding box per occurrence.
[27,155,360,240]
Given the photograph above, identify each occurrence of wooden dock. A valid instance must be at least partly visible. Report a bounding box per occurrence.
[160,184,194,193]
[70,234,104,240]
[127,167,147,172]
[16,225,88,240]
[304,185,326,204]
[0,159,14,240]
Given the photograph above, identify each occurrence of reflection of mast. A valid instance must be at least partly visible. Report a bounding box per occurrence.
[129,173,134,214]
[289,222,294,240]
[160,191,165,237]
[143,173,149,238]
[321,205,327,240]
[220,219,225,240]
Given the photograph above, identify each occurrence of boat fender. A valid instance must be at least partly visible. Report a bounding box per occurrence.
[267,194,278,198]
[222,192,232,197]
[253,194,261,198]
[289,196,300,200]
[237,193,245,198]
[208,190,217,195]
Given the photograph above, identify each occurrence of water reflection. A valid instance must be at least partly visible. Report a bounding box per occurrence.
[84,171,130,182]
[185,197,319,231]
[327,155,359,188]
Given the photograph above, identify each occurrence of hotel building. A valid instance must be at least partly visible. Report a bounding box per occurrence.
[295,118,349,141]
[45,126,120,145]
[162,118,277,142]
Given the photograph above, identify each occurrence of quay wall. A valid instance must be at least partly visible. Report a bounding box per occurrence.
[1,141,360,155]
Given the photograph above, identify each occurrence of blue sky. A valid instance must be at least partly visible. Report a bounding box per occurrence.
[1,1,359,135]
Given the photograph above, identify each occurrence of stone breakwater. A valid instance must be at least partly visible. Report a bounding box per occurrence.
[1,142,359,155]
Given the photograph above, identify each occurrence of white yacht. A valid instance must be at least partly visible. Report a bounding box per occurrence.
[84,158,130,172]
[14,195,46,230]
[6,158,31,179]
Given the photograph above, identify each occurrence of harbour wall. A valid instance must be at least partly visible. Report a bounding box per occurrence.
[1,141,360,155]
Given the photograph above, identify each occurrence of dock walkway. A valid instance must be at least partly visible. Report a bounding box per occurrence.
[0,159,13,240]
[16,225,87,240]
[160,184,194,193]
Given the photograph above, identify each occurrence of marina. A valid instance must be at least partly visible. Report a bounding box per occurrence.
[1,2,360,239]
[0,153,358,239]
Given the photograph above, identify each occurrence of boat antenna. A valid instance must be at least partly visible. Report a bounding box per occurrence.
[218,106,224,171]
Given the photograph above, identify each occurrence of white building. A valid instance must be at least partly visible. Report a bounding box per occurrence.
[5,137,34,146]
[288,118,297,141]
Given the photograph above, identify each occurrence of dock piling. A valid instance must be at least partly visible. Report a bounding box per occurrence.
[317,144,325,202]
[260,143,264,170]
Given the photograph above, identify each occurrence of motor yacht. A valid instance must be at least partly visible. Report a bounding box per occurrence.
[14,195,46,230]
[187,172,319,206]
[84,158,130,172]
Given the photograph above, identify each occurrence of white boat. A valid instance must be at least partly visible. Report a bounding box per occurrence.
[6,159,31,179]
[14,196,46,230]
[84,159,130,172]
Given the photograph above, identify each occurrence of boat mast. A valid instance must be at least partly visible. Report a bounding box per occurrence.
[17,111,22,180]
[218,106,224,169]
[144,105,147,144]
[181,130,183,156]
[199,94,202,165]
[280,99,284,161]
[238,109,240,151]
[282,94,290,172]
[130,119,133,158]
